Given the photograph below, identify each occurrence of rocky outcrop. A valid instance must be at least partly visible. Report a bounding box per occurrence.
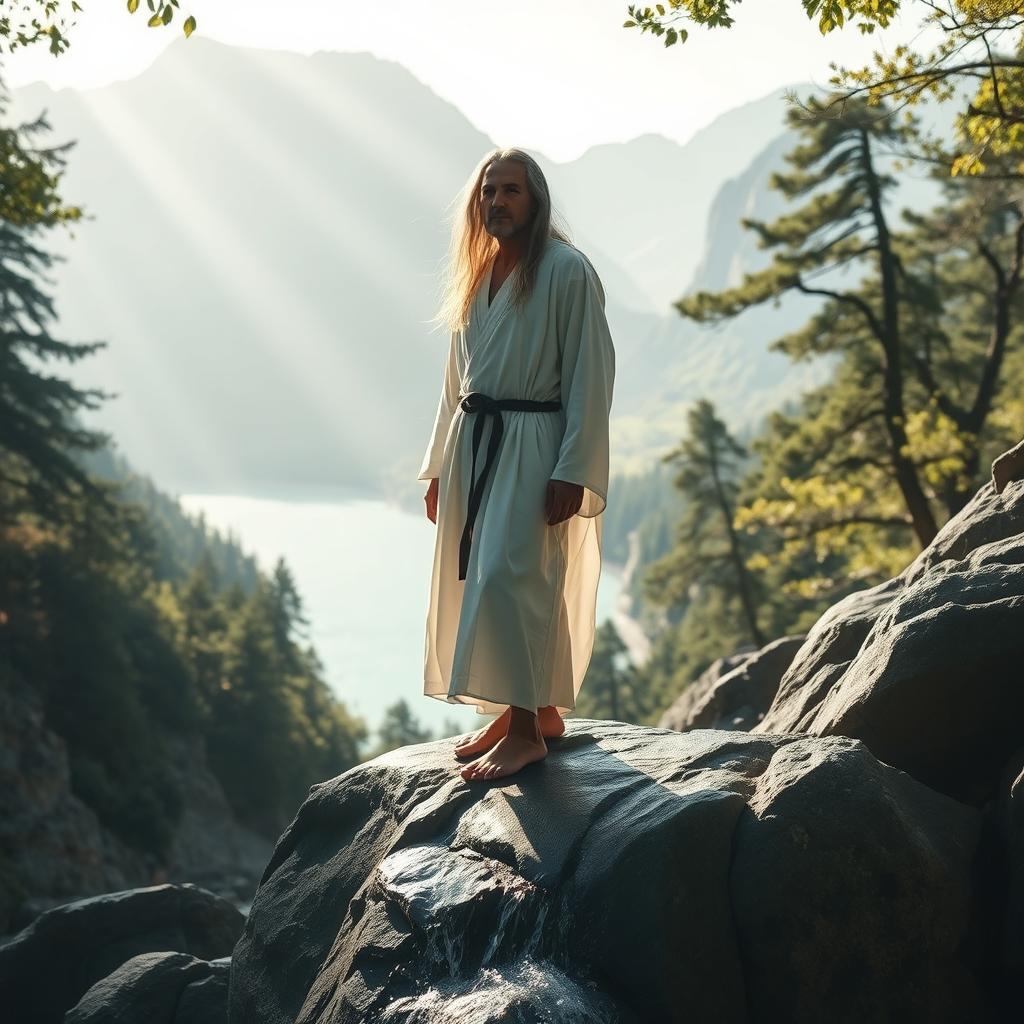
[659,635,804,732]
[9,441,1023,1022]
[993,437,1024,494]
[228,723,983,1023]
[656,648,754,731]
[0,882,243,1024]
[65,951,231,1024]
[758,476,1024,804]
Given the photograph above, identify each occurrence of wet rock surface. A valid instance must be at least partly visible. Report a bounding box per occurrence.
[229,723,983,1024]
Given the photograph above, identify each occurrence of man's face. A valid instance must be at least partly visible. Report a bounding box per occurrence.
[480,160,534,241]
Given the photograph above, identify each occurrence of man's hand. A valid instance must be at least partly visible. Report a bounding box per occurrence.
[545,478,583,525]
[425,477,439,523]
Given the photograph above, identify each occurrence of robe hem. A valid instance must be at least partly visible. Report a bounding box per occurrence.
[424,680,575,716]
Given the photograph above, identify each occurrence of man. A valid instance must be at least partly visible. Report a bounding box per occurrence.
[418,147,615,782]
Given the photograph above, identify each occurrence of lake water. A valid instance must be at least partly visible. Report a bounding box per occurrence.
[179,493,623,742]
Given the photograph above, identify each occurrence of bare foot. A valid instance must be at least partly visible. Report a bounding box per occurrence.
[460,731,548,781]
[454,705,564,758]
[454,710,512,758]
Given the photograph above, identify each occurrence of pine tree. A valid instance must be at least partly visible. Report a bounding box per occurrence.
[899,177,1024,514]
[678,96,940,547]
[0,77,114,525]
[574,620,649,723]
[644,400,765,649]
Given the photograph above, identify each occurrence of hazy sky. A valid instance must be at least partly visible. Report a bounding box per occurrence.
[4,0,935,160]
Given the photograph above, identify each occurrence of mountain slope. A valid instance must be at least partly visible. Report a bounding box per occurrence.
[11,41,823,495]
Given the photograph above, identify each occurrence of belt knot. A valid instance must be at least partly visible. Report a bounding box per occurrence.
[459,391,498,414]
[453,389,562,581]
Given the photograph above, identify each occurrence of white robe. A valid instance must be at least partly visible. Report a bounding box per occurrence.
[418,238,615,715]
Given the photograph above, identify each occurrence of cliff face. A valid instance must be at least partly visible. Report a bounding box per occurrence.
[0,672,150,931]
[0,670,271,935]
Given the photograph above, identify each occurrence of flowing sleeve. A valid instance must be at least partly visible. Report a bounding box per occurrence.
[551,252,616,518]
[417,331,460,481]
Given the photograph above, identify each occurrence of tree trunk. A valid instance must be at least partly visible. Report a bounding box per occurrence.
[708,447,766,649]
[861,129,939,547]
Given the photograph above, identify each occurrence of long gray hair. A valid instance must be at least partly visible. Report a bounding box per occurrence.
[436,147,572,332]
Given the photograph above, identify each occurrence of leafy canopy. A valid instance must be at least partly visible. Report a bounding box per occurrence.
[0,0,196,56]
[623,0,901,49]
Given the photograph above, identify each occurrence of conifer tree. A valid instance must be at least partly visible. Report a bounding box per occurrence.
[644,400,765,649]
[0,78,114,525]
[678,97,940,547]
[575,620,649,723]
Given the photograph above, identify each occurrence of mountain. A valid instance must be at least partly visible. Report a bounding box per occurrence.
[9,40,847,496]
[11,39,493,496]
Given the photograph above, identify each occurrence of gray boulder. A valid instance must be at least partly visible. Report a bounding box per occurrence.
[64,951,230,1024]
[657,649,754,732]
[993,437,1024,494]
[758,476,1024,803]
[660,635,805,732]
[229,720,983,1024]
[0,882,242,1024]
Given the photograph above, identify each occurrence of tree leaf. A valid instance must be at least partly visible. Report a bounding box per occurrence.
[183,14,196,37]
[127,0,139,12]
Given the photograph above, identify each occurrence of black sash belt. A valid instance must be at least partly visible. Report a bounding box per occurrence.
[457,390,562,580]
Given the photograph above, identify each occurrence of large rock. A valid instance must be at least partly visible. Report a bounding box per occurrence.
[657,649,754,731]
[660,635,805,732]
[229,721,983,1023]
[0,882,243,1024]
[65,951,230,1024]
[759,476,1024,803]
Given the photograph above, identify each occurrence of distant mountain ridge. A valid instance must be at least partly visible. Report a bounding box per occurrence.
[10,38,825,496]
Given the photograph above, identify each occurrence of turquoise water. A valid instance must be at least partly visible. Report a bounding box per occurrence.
[178,493,622,740]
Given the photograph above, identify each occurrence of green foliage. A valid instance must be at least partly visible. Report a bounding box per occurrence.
[643,400,766,647]
[0,0,196,55]
[623,0,899,49]
[620,1,1024,181]
[0,85,365,854]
